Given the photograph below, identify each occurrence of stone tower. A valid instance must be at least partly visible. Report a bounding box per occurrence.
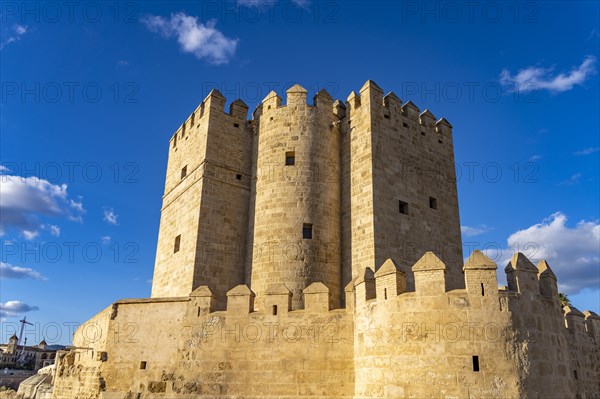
[151,90,253,308]
[7,334,18,354]
[151,80,464,310]
[247,85,342,310]
[339,81,463,291]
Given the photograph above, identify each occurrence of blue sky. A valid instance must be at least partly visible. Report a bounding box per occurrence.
[1,0,598,345]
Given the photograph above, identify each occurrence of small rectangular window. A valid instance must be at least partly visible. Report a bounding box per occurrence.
[399,201,408,215]
[234,123,240,128]
[140,361,147,370]
[236,174,242,180]
[574,370,578,380]
[181,166,187,179]
[303,224,313,239]
[421,131,426,136]
[272,305,278,315]
[384,114,390,119]
[429,197,437,210]
[285,151,295,166]
[403,122,409,128]
[472,356,479,372]
[173,235,181,253]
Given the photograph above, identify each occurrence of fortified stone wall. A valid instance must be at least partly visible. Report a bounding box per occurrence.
[352,251,599,399]
[50,251,600,399]
[52,283,354,399]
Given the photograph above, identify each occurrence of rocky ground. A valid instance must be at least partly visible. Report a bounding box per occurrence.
[0,387,19,398]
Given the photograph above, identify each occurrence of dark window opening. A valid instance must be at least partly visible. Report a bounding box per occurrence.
[140,361,147,370]
[421,131,426,136]
[481,283,485,297]
[285,152,295,166]
[403,122,409,128]
[303,224,313,239]
[574,370,578,380]
[191,112,195,127]
[384,114,390,119]
[197,307,201,317]
[272,305,278,315]
[270,117,273,121]
[429,197,437,210]
[234,123,240,128]
[384,288,388,300]
[172,136,177,148]
[236,174,242,180]
[174,235,181,253]
[438,139,443,144]
[181,166,187,179]
[472,356,479,372]
[399,201,408,215]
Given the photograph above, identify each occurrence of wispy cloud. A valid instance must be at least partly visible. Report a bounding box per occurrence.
[0,172,85,238]
[0,300,39,318]
[0,262,47,281]
[461,225,492,237]
[1,24,28,50]
[558,173,582,186]
[141,13,238,65]
[574,147,599,156]
[103,208,119,225]
[100,236,112,245]
[500,55,597,93]
[528,155,542,162]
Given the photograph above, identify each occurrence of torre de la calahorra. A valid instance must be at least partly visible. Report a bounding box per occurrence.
[20,81,600,399]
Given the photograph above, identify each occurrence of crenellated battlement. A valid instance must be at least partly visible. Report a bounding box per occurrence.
[170,89,251,150]
[352,250,596,323]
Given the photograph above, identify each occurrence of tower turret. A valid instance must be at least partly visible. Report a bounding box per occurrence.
[248,84,341,310]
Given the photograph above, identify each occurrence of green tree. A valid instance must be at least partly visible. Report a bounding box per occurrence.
[559,292,571,308]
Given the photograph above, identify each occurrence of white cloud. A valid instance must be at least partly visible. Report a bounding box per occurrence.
[0,300,39,318]
[46,224,61,237]
[528,155,542,162]
[101,236,112,245]
[0,173,85,237]
[558,173,582,186]
[141,13,238,65]
[103,208,119,225]
[0,262,46,280]
[0,24,28,50]
[483,213,599,295]
[574,147,599,156]
[22,230,39,240]
[500,55,597,93]
[461,225,492,237]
